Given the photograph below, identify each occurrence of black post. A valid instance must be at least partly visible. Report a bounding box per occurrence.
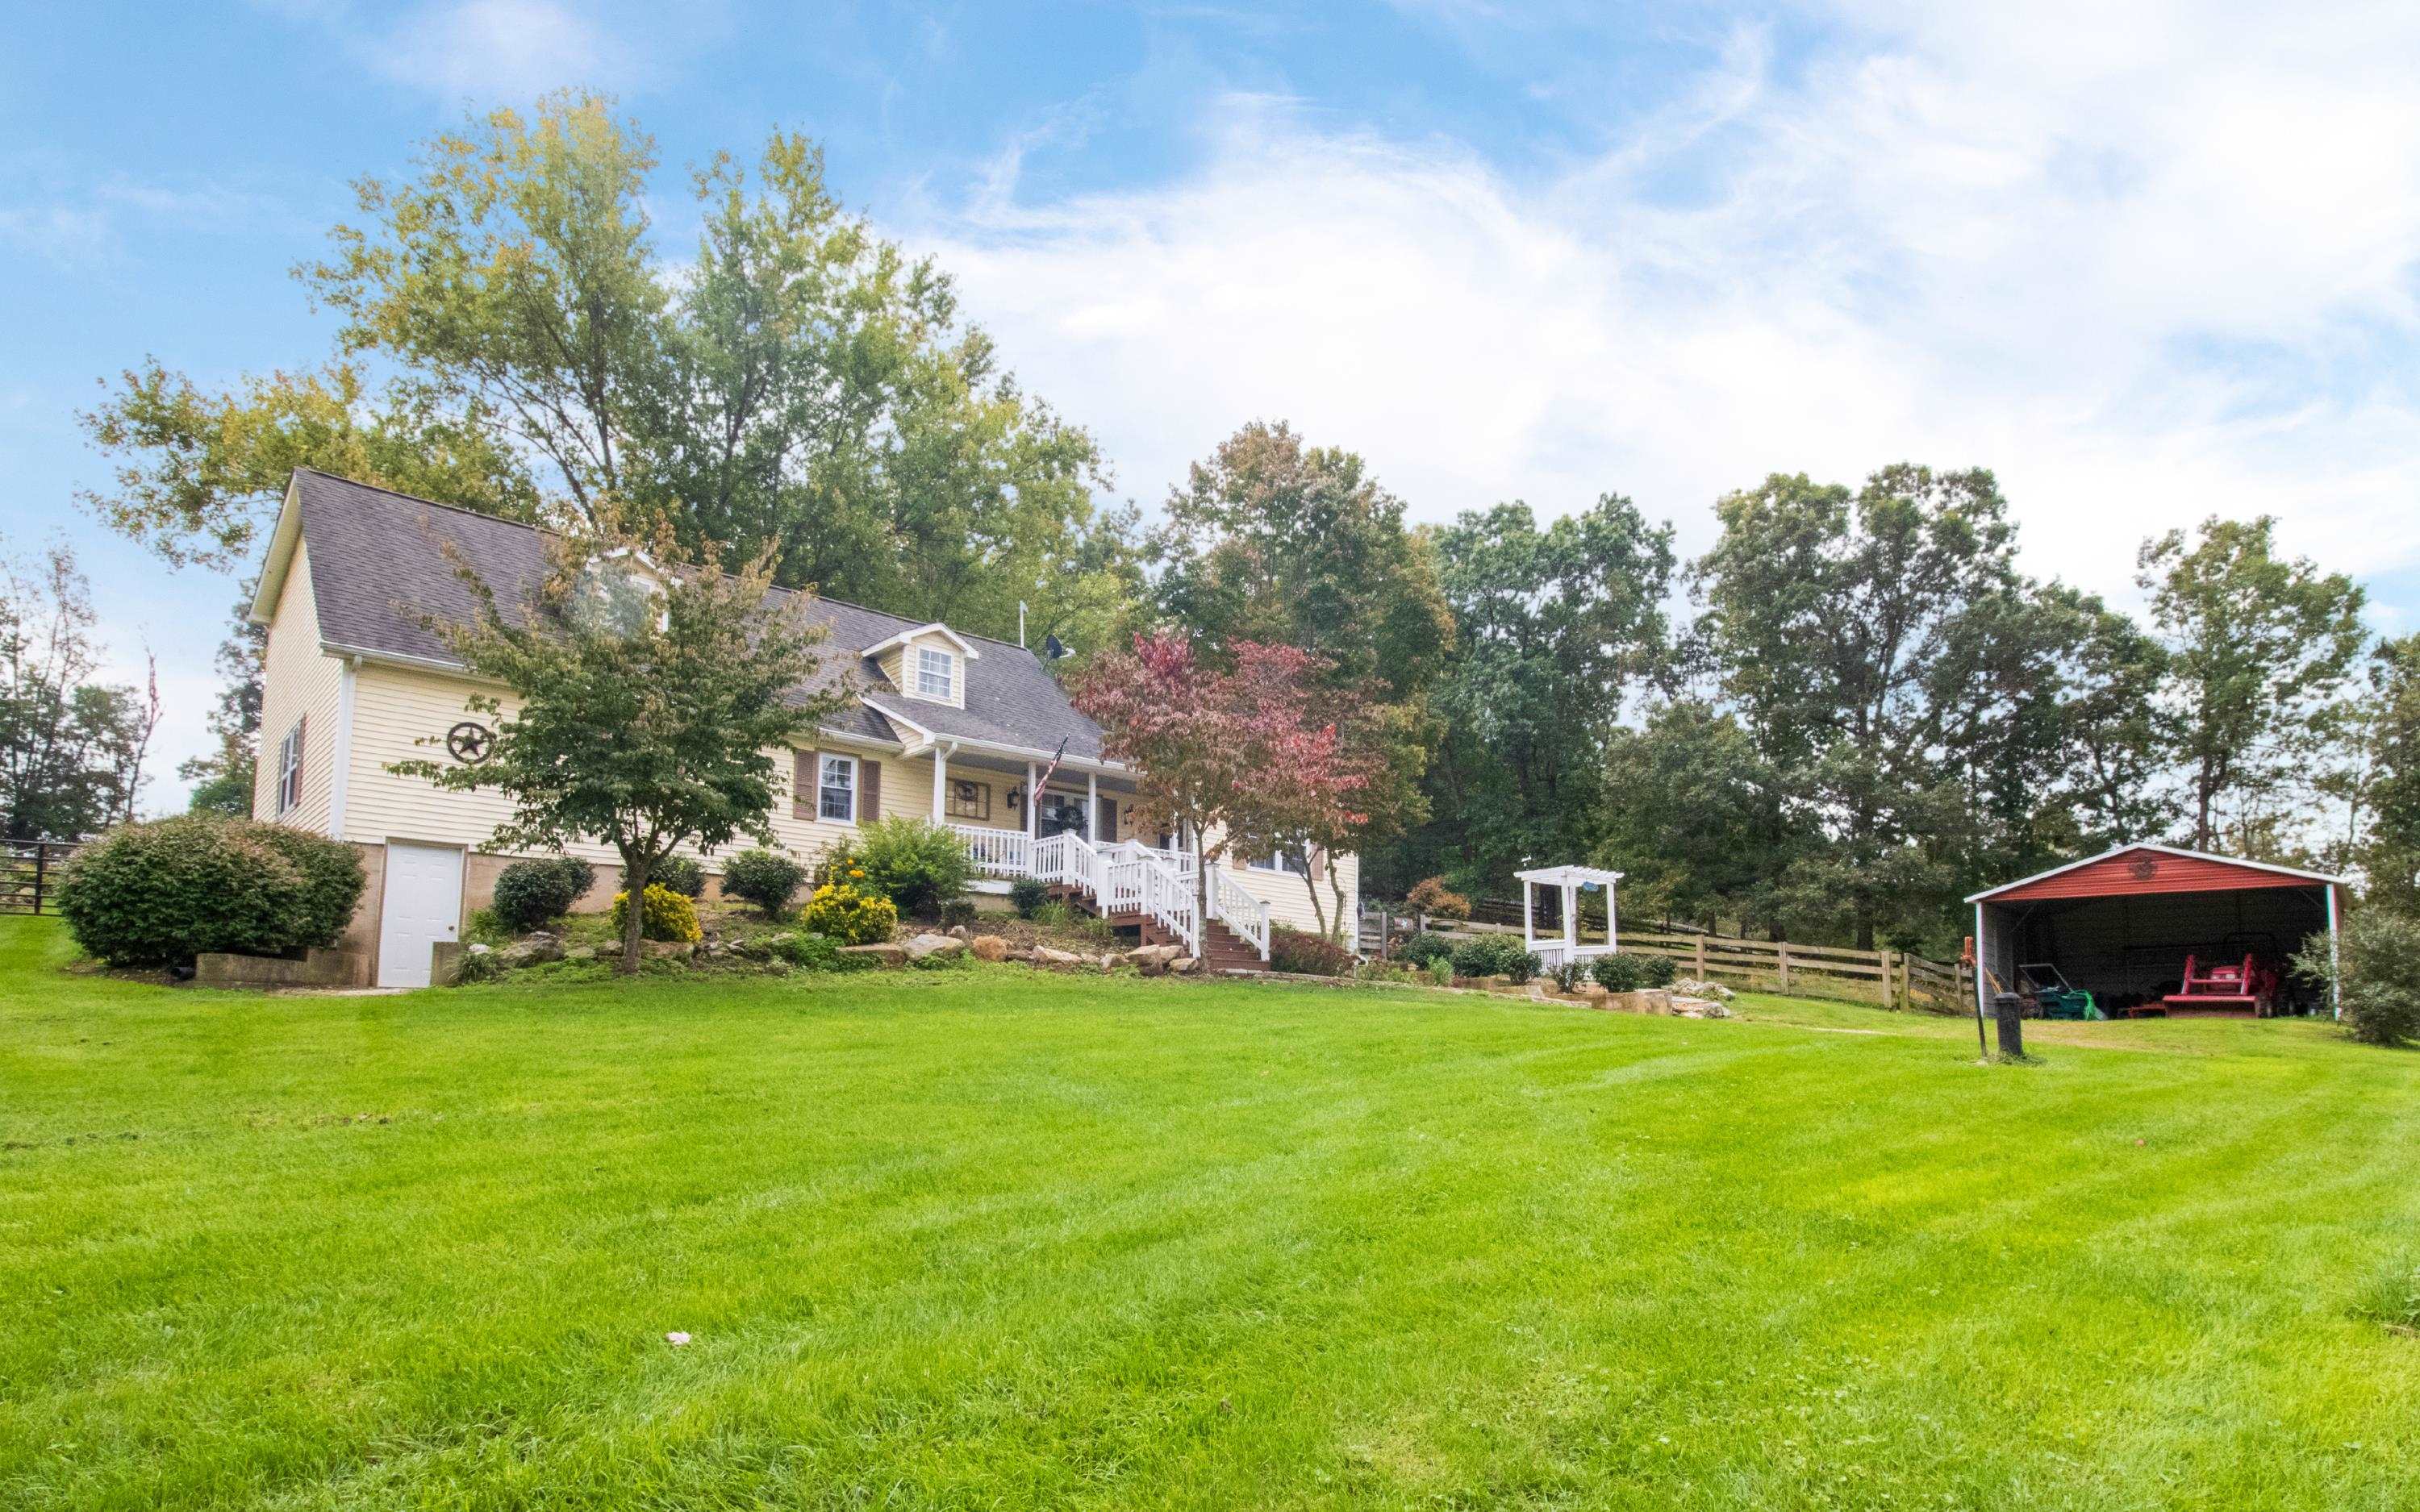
[32,844,46,915]
[1993,992,2025,1060]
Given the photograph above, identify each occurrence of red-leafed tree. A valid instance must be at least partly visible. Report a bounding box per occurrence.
[1074,631,1383,941]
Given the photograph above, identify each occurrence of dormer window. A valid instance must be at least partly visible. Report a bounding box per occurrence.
[916,645,957,702]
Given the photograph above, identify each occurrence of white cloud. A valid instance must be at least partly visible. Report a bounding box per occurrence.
[261,0,720,100]
[909,2,2420,610]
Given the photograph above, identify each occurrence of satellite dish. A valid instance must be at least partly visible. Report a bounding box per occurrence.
[1043,632,1069,660]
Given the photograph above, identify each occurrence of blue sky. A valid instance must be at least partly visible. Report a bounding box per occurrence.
[6,1,2419,809]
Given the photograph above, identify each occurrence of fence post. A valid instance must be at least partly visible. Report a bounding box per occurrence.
[1879,948,1896,1008]
[1900,952,1912,1010]
[1776,942,1792,993]
[31,844,45,915]
[1695,935,1707,979]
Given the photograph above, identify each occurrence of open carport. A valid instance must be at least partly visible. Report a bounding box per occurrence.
[1968,843,2343,1020]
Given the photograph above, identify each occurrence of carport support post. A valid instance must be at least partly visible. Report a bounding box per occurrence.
[2326,883,2343,1021]
[1972,903,1991,1060]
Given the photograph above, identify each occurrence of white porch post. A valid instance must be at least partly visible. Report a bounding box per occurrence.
[1563,881,1578,955]
[931,746,946,822]
[1025,760,1038,839]
[1521,881,1533,954]
[1087,770,1098,840]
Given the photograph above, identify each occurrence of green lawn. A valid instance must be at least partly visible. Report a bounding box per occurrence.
[5,915,2417,1510]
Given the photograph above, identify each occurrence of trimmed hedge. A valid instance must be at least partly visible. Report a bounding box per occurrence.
[652,856,706,899]
[56,816,365,968]
[1450,935,1537,981]
[490,856,591,934]
[1393,932,1454,968]
[722,848,807,917]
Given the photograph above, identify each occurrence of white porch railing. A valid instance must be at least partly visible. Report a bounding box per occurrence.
[1532,940,1617,970]
[945,823,1267,961]
[1206,867,1270,960]
[952,824,1031,878]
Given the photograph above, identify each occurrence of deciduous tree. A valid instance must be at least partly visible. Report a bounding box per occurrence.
[1,542,161,838]
[2138,515,2366,854]
[389,519,841,970]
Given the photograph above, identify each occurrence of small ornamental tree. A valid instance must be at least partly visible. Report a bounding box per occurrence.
[1074,631,1371,938]
[390,519,840,971]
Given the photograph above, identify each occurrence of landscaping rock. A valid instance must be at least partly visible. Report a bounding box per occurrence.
[903,932,967,963]
[499,933,565,968]
[840,943,908,968]
[1170,956,1200,974]
[1030,946,1087,969]
[1672,998,1731,1018]
[1674,977,1736,1002]
[640,939,694,961]
[564,945,598,964]
[970,935,1008,962]
[947,924,972,941]
[1125,943,1181,975]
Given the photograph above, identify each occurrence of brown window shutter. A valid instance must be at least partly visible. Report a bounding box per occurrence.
[793,749,814,819]
[858,758,882,826]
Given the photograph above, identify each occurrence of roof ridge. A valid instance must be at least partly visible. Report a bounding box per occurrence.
[296,467,1041,659]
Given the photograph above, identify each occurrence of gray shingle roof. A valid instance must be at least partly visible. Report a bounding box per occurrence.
[286,469,1104,760]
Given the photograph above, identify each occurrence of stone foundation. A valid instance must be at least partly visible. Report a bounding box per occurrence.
[195,947,367,989]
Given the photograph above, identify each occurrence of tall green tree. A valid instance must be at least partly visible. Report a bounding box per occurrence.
[2137,515,2366,855]
[1,542,161,838]
[390,519,841,971]
[1150,421,1454,885]
[1411,496,1675,893]
[1692,465,2022,948]
[80,93,1137,644]
[1595,701,1795,933]
[2347,634,2420,913]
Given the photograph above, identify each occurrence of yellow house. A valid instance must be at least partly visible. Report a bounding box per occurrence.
[248,470,1356,985]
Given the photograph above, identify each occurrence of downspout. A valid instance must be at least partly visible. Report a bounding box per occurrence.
[1973,902,1990,1059]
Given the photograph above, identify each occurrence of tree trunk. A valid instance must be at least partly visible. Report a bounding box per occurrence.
[1302,870,1329,943]
[620,849,653,973]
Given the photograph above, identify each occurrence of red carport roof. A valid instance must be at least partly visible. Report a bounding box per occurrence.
[1965,843,2346,905]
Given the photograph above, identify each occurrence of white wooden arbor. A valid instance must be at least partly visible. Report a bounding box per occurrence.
[1515,864,1623,968]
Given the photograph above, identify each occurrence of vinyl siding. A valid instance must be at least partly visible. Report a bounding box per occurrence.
[1229,846,1360,940]
[251,540,344,833]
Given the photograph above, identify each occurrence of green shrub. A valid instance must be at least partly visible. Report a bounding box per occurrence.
[853,817,972,917]
[549,856,596,901]
[1394,932,1454,968]
[1008,876,1051,918]
[491,856,584,934]
[773,932,869,972]
[801,882,897,945]
[652,856,705,898]
[607,884,703,943]
[1450,935,1530,979]
[1592,953,1644,993]
[2297,907,2420,1048]
[939,898,979,930]
[1270,925,1355,977]
[1550,960,1588,993]
[1637,953,1678,988]
[722,848,807,917]
[56,816,365,968]
[1429,957,1454,987]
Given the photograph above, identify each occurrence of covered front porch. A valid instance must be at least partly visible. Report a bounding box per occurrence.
[909,740,1266,961]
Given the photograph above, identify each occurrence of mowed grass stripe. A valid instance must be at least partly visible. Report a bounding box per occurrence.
[4,915,2418,1510]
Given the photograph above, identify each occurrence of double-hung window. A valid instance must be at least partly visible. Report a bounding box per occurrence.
[1249,842,1310,877]
[818,753,857,823]
[275,719,305,814]
[916,645,955,702]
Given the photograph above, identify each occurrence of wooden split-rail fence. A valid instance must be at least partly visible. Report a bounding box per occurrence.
[1362,904,1971,1014]
[1,839,77,916]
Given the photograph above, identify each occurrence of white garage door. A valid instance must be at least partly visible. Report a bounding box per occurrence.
[378,842,464,988]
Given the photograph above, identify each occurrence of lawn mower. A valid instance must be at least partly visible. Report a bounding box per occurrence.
[2017,962,2103,1020]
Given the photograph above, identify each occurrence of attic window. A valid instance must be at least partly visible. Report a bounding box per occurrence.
[916,645,956,701]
